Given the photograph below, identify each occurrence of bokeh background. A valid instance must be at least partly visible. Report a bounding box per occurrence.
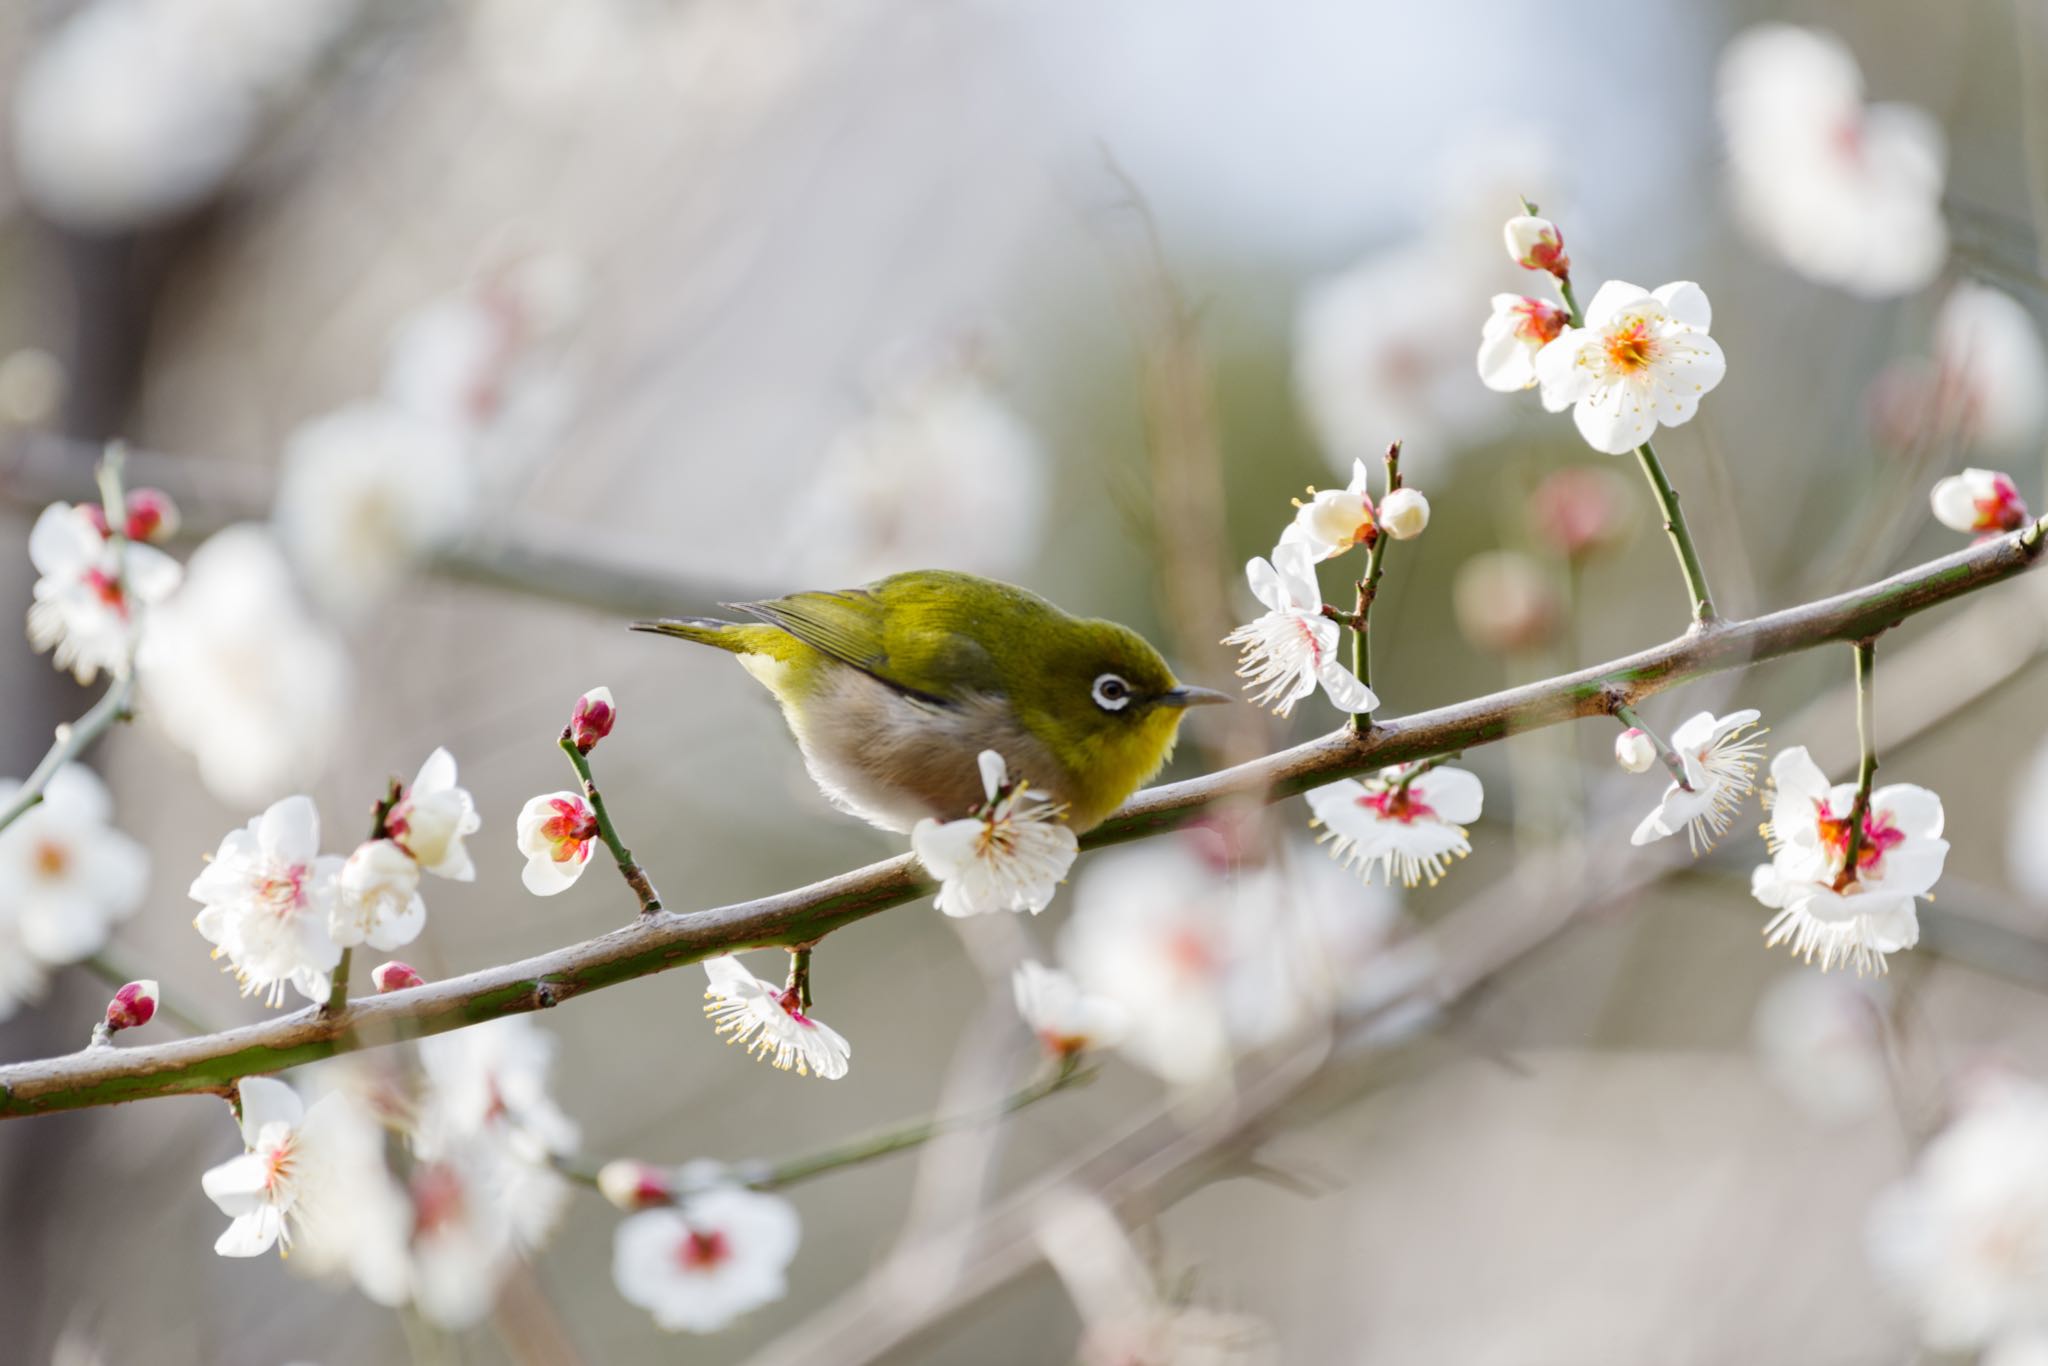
[2,0,2047,1362]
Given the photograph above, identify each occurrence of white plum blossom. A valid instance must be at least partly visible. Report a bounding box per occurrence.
[1477,293,1571,393]
[26,500,181,685]
[1932,468,2030,537]
[189,795,344,1007]
[387,747,481,881]
[1629,709,1768,853]
[1754,746,1948,975]
[1718,24,1947,297]
[1306,764,1484,889]
[613,1186,802,1333]
[416,1015,582,1171]
[0,765,148,1018]
[911,751,1078,917]
[1279,458,1377,562]
[1012,961,1128,1059]
[1533,281,1727,455]
[703,955,850,1079]
[273,401,475,619]
[140,525,350,808]
[202,1076,350,1257]
[333,840,425,951]
[1222,540,1378,718]
[783,343,1048,583]
[1868,1078,2048,1351]
[515,791,598,895]
[1752,970,1891,1125]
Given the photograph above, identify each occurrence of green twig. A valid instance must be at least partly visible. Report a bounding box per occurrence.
[1633,439,1717,626]
[558,732,662,913]
[1837,640,1880,885]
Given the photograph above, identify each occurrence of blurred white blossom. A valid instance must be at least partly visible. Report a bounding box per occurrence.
[2013,737,2048,905]
[1752,971,1891,1125]
[1534,281,1726,455]
[702,955,850,1079]
[202,1076,351,1257]
[26,501,181,685]
[1307,764,1483,889]
[1754,747,1948,975]
[784,343,1048,582]
[1012,961,1128,1059]
[273,402,475,619]
[1629,709,1767,854]
[141,525,350,808]
[189,794,344,1007]
[1718,24,1947,297]
[0,765,148,1019]
[613,1185,801,1333]
[1869,1077,2048,1350]
[12,0,352,231]
[911,750,1078,917]
[1934,284,2048,457]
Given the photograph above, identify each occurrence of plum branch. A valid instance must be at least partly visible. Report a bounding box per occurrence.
[0,517,2039,1120]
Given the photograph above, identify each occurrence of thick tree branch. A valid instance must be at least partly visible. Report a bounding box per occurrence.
[0,521,2039,1120]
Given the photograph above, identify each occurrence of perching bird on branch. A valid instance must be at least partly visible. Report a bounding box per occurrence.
[633,570,1229,833]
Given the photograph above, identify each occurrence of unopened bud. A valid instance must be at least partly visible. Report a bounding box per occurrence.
[1614,728,1658,774]
[123,488,180,543]
[1931,468,2030,536]
[1504,215,1569,277]
[370,960,424,993]
[1452,550,1560,655]
[104,979,158,1033]
[597,1159,676,1211]
[571,687,616,754]
[1527,466,1636,561]
[1379,487,1430,540]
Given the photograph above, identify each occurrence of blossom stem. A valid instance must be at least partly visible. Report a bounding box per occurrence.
[1610,703,1694,793]
[324,781,399,1015]
[787,946,813,1011]
[1556,275,1585,330]
[557,732,662,914]
[1632,439,1717,626]
[1348,441,1402,733]
[1,524,2041,1118]
[1837,639,1880,881]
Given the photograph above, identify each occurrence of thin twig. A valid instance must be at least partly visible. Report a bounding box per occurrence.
[1836,639,1880,885]
[0,521,2038,1119]
[1611,702,1694,793]
[558,731,661,913]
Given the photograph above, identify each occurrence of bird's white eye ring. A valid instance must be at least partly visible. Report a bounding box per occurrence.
[1092,673,1132,711]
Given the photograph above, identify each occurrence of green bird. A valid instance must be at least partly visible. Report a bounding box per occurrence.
[632,570,1230,834]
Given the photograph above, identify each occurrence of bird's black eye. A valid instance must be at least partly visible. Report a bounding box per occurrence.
[1092,673,1133,712]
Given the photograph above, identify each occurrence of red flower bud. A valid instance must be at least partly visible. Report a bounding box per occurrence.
[123,488,180,543]
[104,979,158,1033]
[598,1159,676,1211]
[571,687,616,754]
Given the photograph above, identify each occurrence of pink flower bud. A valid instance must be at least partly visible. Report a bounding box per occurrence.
[1452,550,1560,656]
[370,960,424,992]
[104,979,158,1033]
[123,487,180,543]
[597,1159,676,1211]
[571,686,616,754]
[1379,487,1430,541]
[1614,728,1658,774]
[1527,466,1636,561]
[1504,215,1569,277]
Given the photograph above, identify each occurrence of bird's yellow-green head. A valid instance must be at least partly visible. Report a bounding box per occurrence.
[633,568,1229,832]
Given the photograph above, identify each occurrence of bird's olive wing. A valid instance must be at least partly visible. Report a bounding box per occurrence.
[729,589,999,706]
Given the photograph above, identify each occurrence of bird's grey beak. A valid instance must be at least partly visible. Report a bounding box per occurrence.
[1159,685,1234,708]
